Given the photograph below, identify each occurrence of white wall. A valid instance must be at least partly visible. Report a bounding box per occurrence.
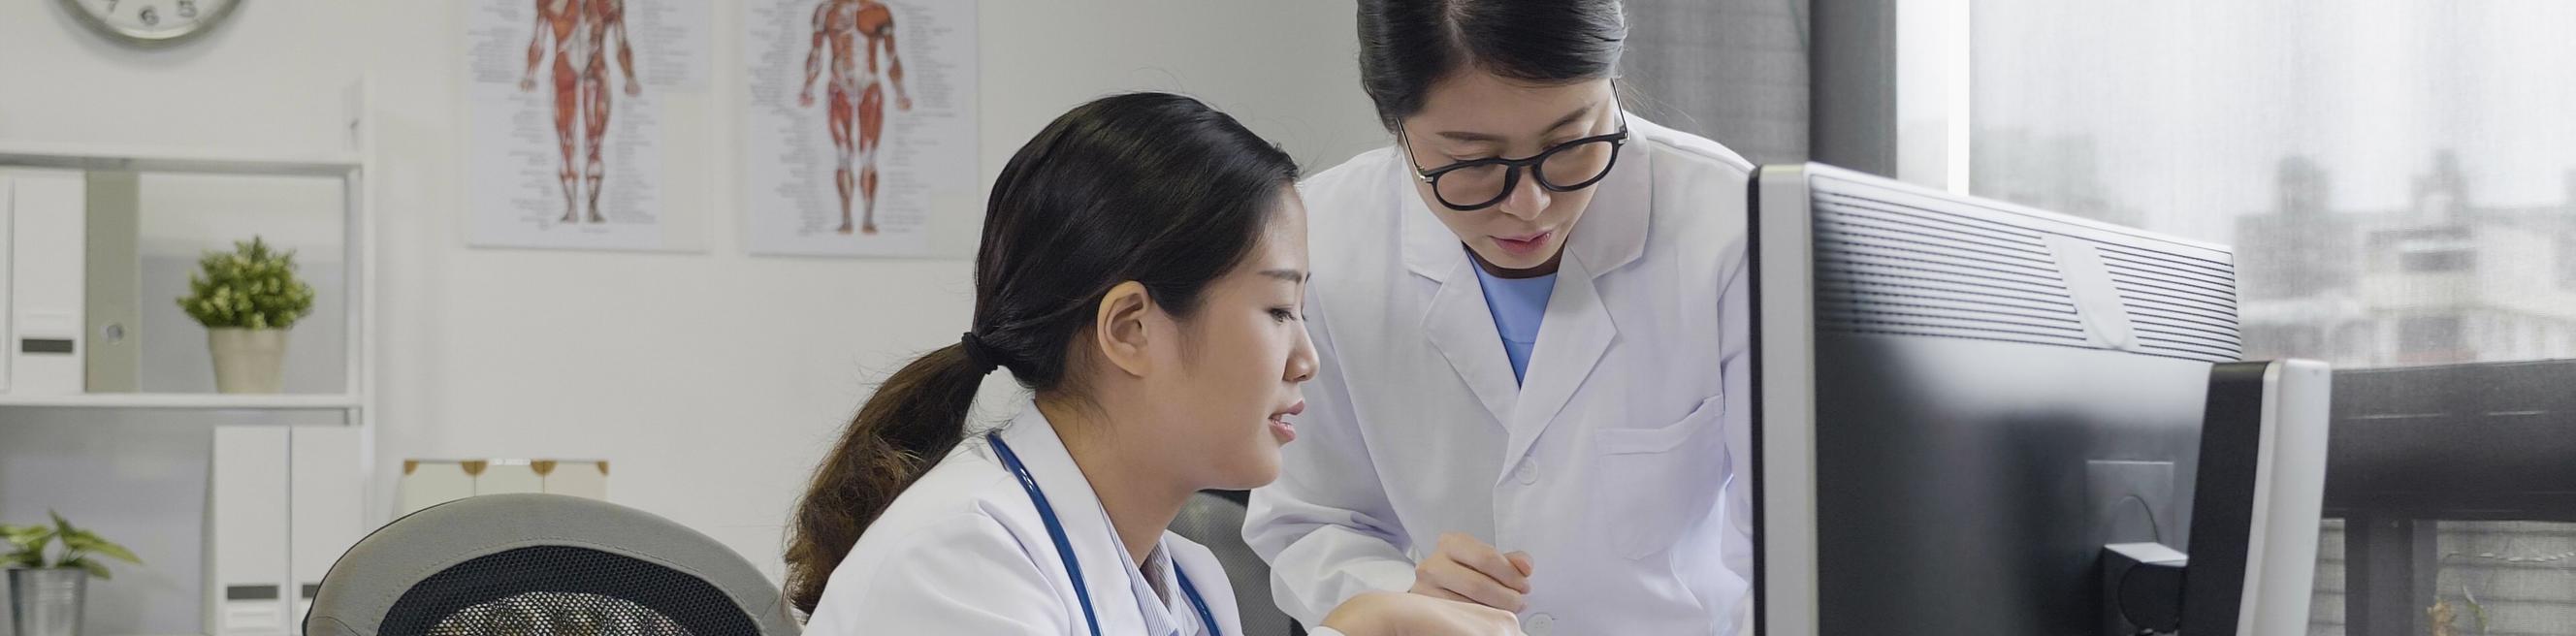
[0,0,1382,585]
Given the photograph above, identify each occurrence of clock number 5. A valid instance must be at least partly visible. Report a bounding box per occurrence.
[177,0,199,18]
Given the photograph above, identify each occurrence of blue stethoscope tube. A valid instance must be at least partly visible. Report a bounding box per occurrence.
[988,431,1223,636]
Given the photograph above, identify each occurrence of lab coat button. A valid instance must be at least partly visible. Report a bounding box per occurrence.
[1513,460,1537,485]
[1524,613,1555,636]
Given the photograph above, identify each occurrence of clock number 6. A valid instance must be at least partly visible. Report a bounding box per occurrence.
[138,6,158,26]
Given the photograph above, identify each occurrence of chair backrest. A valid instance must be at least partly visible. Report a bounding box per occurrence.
[1168,490,1304,636]
[306,493,798,636]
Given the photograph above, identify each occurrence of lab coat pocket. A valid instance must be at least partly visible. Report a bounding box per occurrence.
[1593,394,1728,559]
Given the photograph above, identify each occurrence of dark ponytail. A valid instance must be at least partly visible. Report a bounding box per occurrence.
[1356,0,1629,130]
[783,92,1298,617]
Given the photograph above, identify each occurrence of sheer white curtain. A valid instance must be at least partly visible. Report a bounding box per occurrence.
[1969,3,2576,633]
[1623,0,1811,164]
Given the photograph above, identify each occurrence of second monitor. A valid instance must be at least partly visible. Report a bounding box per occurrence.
[1749,163,2326,635]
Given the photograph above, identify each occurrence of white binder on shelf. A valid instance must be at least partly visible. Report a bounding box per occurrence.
[5,169,86,396]
[289,426,365,622]
[1,174,13,394]
[207,425,293,636]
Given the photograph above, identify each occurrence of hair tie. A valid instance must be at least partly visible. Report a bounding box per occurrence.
[959,332,1001,373]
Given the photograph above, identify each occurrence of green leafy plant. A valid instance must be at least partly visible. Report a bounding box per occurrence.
[177,237,316,330]
[2,511,143,580]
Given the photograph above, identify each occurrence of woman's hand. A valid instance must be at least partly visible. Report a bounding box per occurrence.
[1407,532,1534,612]
[1320,590,1526,636]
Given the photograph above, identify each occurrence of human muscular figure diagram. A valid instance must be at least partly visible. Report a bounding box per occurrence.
[520,0,641,224]
[798,0,912,236]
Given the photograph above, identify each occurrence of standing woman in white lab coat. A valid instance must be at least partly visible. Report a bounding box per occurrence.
[783,93,1519,636]
[1244,1,1757,634]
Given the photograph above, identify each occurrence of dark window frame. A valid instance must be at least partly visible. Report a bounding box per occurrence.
[2325,360,2576,636]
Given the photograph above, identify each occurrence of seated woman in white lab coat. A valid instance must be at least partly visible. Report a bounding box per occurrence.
[782,93,1521,636]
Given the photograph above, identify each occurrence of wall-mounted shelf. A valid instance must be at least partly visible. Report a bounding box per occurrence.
[0,393,360,411]
[0,141,362,175]
[0,79,382,636]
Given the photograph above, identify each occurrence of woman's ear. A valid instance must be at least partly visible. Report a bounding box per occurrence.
[1091,281,1157,378]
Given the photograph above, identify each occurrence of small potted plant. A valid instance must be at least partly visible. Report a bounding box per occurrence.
[5,512,142,636]
[177,237,316,394]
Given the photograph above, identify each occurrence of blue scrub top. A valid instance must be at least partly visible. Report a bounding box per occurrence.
[1471,265,1556,385]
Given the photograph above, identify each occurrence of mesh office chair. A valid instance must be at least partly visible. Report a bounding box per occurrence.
[1169,490,1304,636]
[305,493,798,636]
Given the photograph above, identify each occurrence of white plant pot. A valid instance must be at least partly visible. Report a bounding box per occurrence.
[208,328,289,394]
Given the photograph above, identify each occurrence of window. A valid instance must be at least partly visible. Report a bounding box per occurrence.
[2399,249,2474,274]
[1968,3,2576,634]
[2398,316,2464,364]
[2432,521,2576,635]
[1970,4,2576,370]
[2558,234,2576,291]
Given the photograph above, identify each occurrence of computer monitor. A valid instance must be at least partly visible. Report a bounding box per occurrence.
[2183,360,2330,636]
[1748,164,2328,635]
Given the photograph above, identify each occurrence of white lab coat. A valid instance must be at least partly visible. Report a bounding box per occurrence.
[808,401,1334,636]
[1246,114,1756,636]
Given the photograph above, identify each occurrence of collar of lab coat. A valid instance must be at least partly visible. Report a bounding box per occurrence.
[991,401,1194,634]
[1395,115,1653,461]
[1398,111,1656,284]
[1111,527,1192,636]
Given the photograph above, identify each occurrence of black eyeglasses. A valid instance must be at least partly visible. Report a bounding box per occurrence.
[1400,99,1630,211]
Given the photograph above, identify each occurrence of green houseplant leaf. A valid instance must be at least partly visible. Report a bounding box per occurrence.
[6,512,141,577]
[2,525,48,568]
[62,557,112,581]
[2,523,49,568]
[1,523,52,551]
[63,529,142,564]
[176,237,316,331]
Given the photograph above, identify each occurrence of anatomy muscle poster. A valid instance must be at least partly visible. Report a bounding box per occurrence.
[742,0,978,257]
[467,0,712,251]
